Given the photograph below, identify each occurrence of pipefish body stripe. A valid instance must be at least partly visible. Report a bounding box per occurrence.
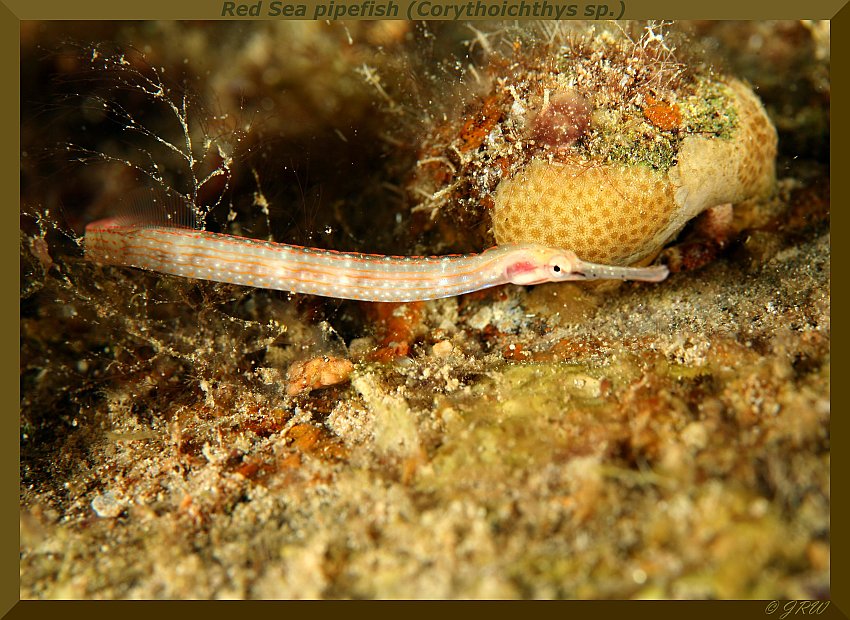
[84,219,669,302]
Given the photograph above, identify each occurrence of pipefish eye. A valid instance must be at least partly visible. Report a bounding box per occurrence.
[548,258,568,277]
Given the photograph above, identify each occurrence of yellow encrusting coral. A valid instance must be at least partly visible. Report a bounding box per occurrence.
[492,77,778,265]
[493,161,677,265]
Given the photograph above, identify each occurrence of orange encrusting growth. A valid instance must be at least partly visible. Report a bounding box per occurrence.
[642,94,682,131]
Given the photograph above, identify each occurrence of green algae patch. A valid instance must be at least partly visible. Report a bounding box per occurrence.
[583,107,682,172]
[579,75,740,173]
[682,77,740,140]
[665,362,713,381]
[416,362,612,495]
[495,363,608,417]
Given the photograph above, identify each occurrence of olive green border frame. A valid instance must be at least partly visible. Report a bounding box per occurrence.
[6,0,844,613]
[0,0,847,19]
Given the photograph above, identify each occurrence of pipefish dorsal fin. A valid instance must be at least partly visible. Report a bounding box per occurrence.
[112,188,202,231]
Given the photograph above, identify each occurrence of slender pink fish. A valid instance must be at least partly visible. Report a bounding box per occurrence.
[84,199,668,302]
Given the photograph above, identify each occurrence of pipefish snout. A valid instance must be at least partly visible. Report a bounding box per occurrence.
[84,217,668,303]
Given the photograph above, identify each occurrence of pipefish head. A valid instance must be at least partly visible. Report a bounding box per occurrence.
[494,243,669,285]
[496,244,583,285]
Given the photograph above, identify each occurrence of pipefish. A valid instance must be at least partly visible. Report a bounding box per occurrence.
[84,198,668,302]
